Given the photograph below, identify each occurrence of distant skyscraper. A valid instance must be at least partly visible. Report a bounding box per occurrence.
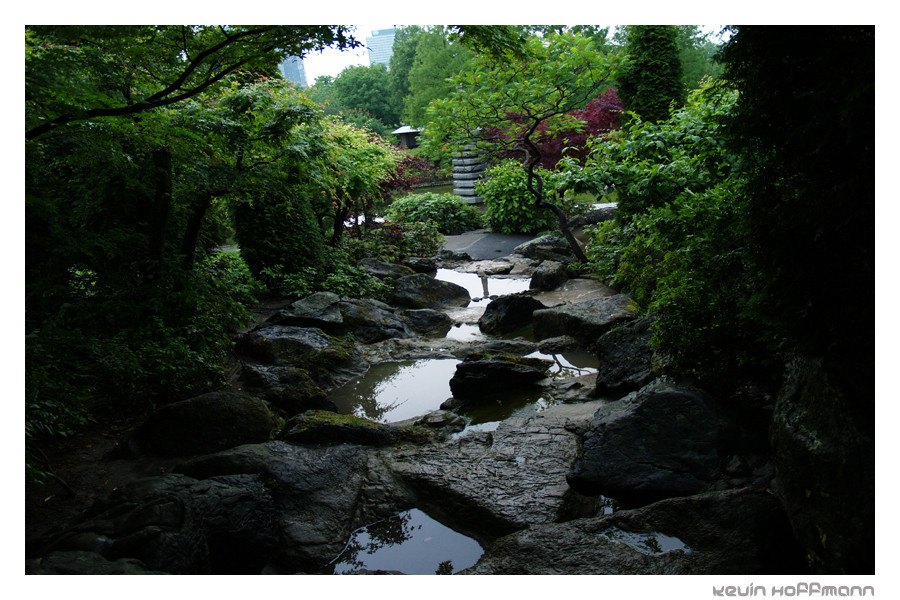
[366,28,396,69]
[278,56,308,87]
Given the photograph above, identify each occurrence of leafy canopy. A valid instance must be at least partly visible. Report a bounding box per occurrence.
[423,31,619,160]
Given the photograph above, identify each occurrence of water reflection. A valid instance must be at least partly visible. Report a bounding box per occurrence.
[598,527,692,555]
[328,359,460,423]
[456,389,555,433]
[435,269,531,303]
[526,350,599,378]
[329,508,484,574]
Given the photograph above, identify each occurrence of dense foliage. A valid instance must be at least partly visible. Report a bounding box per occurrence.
[477,161,590,235]
[566,27,873,400]
[331,63,400,128]
[719,25,874,408]
[616,26,686,122]
[24,26,408,479]
[424,31,619,260]
[384,192,483,235]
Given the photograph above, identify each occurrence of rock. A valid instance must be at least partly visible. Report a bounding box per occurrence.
[536,335,580,354]
[437,249,472,263]
[273,292,342,329]
[390,273,471,309]
[566,380,731,507]
[338,298,414,343]
[385,402,604,535]
[477,294,547,335]
[457,259,515,276]
[396,308,453,337]
[277,410,433,447]
[122,391,277,458]
[357,257,416,280]
[567,205,617,229]
[532,293,638,347]
[239,364,335,416]
[464,487,804,574]
[26,473,281,574]
[413,410,467,432]
[400,256,438,275]
[591,315,656,397]
[769,355,875,574]
[237,325,335,366]
[449,352,553,401]
[237,325,366,389]
[176,441,373,573]
[513,235,573,262]
[26,550,165,574]
[529,260,569,291]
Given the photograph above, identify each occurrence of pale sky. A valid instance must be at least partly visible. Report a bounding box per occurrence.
[302,24,398,84]
[300,24,732,85]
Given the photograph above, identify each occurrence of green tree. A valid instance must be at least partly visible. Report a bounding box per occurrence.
[24,25,360,475]
[616,25,685,122]
[719,25,875,405]
[425,32,619,260]
[332,63,400,127]
[676,26,724,90]
[388,26,427,112]
[26,25,358,140]
[403,27,474,127]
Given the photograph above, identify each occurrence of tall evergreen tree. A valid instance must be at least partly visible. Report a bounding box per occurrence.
[616,25,685,122]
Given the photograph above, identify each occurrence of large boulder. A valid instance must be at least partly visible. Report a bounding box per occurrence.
[390,273,471,309]
[449,352,553,401]
[337,298,414,344]
[26,473,281,574]
[464,487,804,574]
[513,235,574,262]
[396,308,453,337]
[769,356,875,574]
[529,260,569,291]
[566,381,731,507]
[236,325,366,389]
[400,256,438,275]
[121,391,277,458]
[386,402,604,536]
[239,364,335,416]
[532,294,638,347]
[591,315,656,397]
[175,441,373,573]
[357,257,416,280]
[272,292,342,329]
[477,294,546,335]
[567,205,617,229]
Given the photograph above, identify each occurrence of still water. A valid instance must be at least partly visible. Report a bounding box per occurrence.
[329,359,460,423]
[436,269,531,303]
[329,508,484,574]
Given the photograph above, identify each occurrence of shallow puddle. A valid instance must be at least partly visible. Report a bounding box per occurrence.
[329,508,484,574]
[455,389,556,435]
[329,359,460,423]
[598,527,692,555]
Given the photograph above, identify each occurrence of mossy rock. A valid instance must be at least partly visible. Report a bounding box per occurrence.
[277,410,433,447]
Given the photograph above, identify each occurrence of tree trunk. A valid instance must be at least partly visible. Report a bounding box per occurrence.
[521,142,588,263]
[148,146,173,263]
[180,193,213,269]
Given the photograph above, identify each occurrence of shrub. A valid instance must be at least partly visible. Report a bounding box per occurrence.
[234,190,326,294]
[344,220,444,264]
[385,192,482,234]
[476,161,590,235]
